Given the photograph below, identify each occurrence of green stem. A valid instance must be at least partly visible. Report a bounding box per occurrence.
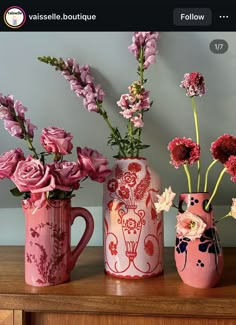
[128,120,134,157]
[98,106,126,157]
[206,167,226,210]
[183,164,192,193]
[26,137,39,159]
[16,116,39,159]
[191,97,201,191]
[214,212,231,224]
[139,47,144,85]
[136,127,142,157]
[136,47,145,157]
[204,159,218,192]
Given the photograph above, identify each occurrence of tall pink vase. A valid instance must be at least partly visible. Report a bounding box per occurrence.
[175,192,224,288]
[103,158,163,278]
[23,198,94,287]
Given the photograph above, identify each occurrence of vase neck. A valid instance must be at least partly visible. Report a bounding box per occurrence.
[178,192,214,226]
[179,192,211,203]
[115,157,147,169]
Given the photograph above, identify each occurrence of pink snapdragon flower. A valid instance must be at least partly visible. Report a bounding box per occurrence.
[117,81,150,128]
[79,65,94,84]
[211,134,236,164]
[25,119,37,138]
[0,94,37,139]
[61,58,105,112]
[131,113,144,128]
[0,94,14,109]
[82,84,100,112]
[0,148,25,179]
[120,108,133,119]
[176,211,207,241]
[77,147,111,183]
[155,187,176,213]
[168,137,200,168]
[180,72,207,97]
[14,100,27,119]
[50,161,86,191]
[38,31,158,158]
[117,94,131,110]
[11,156,55,193]
[4,120,24,138]
[225,155,236,182]
[40,126,73,155]
[0,106,12,120]
[128,32,159,69]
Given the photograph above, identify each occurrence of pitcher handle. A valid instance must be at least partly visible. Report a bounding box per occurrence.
[69,207,94,271]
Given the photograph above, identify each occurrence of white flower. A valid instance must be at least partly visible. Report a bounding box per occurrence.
[230,198,236,219]
[154,186,176,213]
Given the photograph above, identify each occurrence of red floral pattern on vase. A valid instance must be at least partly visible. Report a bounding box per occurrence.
[109,241,118,255]
[145,239,155,256]
[23,198,94,287]
[103,158,163,278]
[26,222,67,285]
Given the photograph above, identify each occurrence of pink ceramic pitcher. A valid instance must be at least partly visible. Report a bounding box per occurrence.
[23,198,94,287]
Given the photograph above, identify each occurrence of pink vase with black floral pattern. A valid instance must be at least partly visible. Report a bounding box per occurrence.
[23,198,94,287]
[103,158,163,278]
[175,192,224,288]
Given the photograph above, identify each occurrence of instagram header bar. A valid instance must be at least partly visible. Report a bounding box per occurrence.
[0,4,235,31]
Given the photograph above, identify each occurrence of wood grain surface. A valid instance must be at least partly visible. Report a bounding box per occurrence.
[0,246,236,319]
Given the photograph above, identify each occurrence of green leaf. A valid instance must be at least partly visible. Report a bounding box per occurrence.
[10,187,24,197]
[137,144,150,150]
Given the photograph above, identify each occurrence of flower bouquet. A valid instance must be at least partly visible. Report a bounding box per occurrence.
[37,32,165,279]
[155,72,236,234]
[0,93,112,286]
[154,72,236,288]
[37,32,159,158]
[0,94,111,206]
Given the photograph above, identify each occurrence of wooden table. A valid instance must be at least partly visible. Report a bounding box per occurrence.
[0,246,236,325]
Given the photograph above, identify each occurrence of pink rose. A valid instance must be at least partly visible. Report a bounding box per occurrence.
[176,211,207,241]
[40,126,73,155]
[0,148,25,179]
[51,161,86,191]
[11,156,55,193]
[77,147,111,183]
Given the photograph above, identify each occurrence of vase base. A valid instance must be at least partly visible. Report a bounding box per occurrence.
[179,276,221,289]
[25,277,70,287]
[104,269,164,279]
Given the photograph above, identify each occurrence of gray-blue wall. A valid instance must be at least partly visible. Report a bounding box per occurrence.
[0,32,235,246]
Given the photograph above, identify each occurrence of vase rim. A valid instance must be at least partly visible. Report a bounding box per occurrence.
[23,197,72,202]
[116,157,147,160]
[179,191,210,195]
